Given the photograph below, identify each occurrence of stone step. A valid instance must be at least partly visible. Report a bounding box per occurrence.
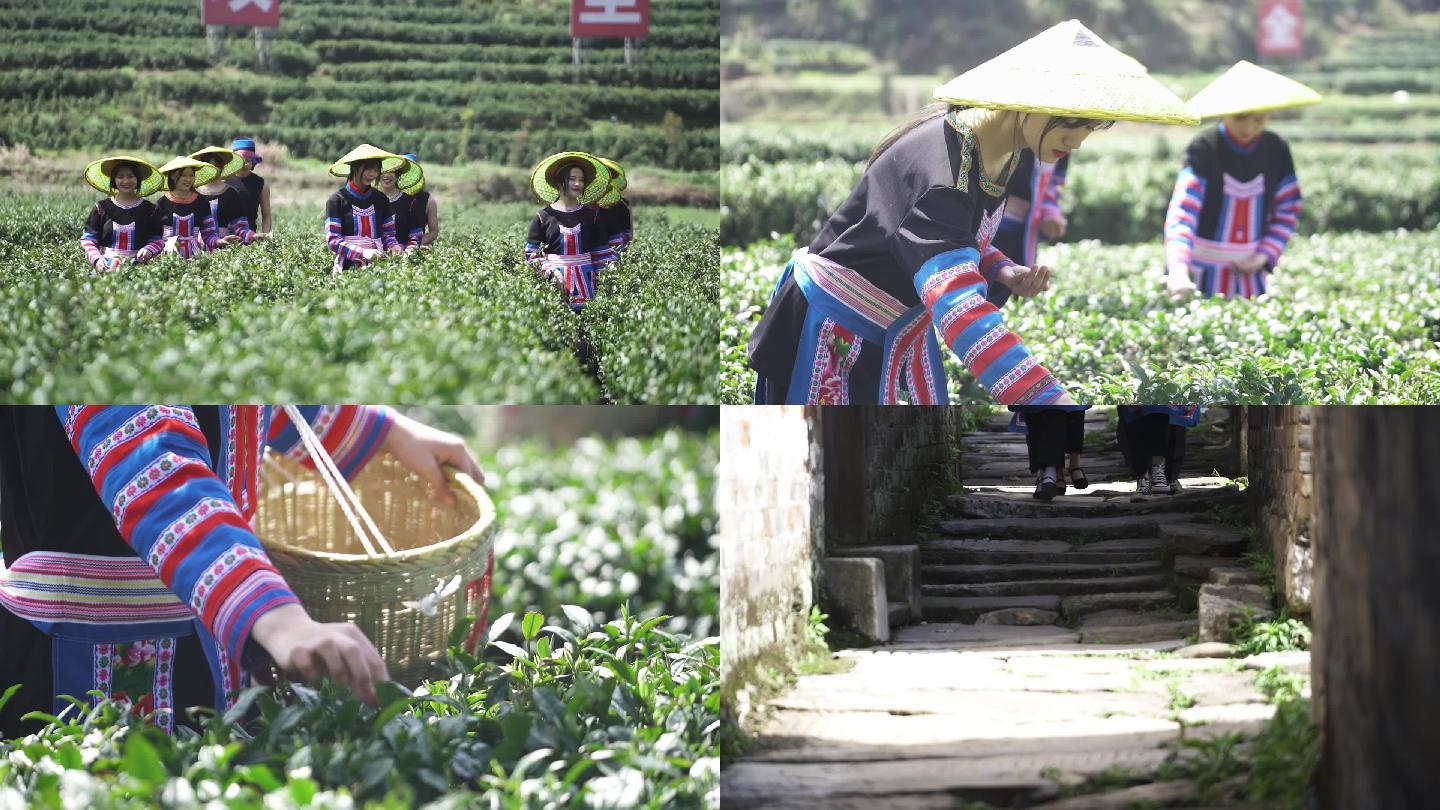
[1077,609,1199,644]
[936,514,1206,541]
[888,601,912,629]
[922,594,1062,623]
[920,538,1165,566]
[947,486,1242,520]
[922,560,1163,584]
[923,573,1168,599]
[1060,590,1177,620]
[1160,523,1248,557]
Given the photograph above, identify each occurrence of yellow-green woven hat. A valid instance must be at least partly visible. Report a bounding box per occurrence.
[381,153,424,195]
[530,152,611,205]
[933,19,1198,125]
[329,143,405,178]
[1184,60,1323,119]
[157,156,219,189]
[188,145,244,180]
[83,155,164,197]
[597,157,626,207]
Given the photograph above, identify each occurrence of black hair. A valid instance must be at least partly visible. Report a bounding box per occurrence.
[109,160,142,191]
[348,158,381,180]
[867,104,1115,175]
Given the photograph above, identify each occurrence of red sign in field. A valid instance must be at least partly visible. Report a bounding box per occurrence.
[1257,0,1304,58]
[202,0,282,28]
[571,0,650,38]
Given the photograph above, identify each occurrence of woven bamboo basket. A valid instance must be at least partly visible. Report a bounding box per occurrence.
[254,450,496,685]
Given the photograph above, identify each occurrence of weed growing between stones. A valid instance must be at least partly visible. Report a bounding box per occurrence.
[1232,608,1312,656]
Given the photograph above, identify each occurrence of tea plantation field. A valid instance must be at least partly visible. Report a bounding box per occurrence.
[722,231,1440,404]
[0,191,718,404]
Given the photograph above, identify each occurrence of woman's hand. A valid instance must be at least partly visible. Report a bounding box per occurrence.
[1050,391,1079,406]
[1038,217,1066,241]
[250,603,389,707]
[997,264,1052,298]
[382,410,487,506]
[1166,265,1197,300]
[1234,253,1267,275]
[387,245,404,257]
[219,234,242,247]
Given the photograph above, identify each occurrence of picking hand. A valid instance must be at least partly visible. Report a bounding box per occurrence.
[1166,266,1197,300]
[998,264,1052,298]
[1038,218,1066,241]
[1234,253,1268,275]
[251,603,389,708]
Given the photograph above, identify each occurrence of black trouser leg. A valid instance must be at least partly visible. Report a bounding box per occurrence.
[1025,410,1069,473]
[1064,409,1086,456]
[1120,414,1172,476]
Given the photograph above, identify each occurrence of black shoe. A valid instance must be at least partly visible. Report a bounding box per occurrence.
[1068,467,1089,490]
[1034,471,1059,501]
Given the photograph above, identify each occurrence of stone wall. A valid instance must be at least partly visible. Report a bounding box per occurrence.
[1244,406,1315,615]
[1312,407,1440,808]
[823,407,958,549]
[718,406,824,719]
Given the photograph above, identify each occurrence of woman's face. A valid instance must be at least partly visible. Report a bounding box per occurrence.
[1223,111,1269,142]
[563,166,587,198]
[112,166,138,194]
[354,161,379,186]
[173,168,195,193]
[378,170,398,190]
[1021,114,1108,163]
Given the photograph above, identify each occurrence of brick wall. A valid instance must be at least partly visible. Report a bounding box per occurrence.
[824,407,958,549]
[718,406,824,717]
[1244,406,1315,615]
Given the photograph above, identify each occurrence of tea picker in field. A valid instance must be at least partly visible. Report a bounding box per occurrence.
[78,156,166,271]
[1009,406,1091,500]
[190,145,255,247]
[324,144,406,273]
[1163,62,1319,300]
[0,406,486,740]
[990,152,1070,308]
[591,156,633,268]
[747,20,1197,405]
[376,152,431,251]
[1116,405,1200,494]
[525,151,612,311]
[155,157,224,259]
[230,137,273,238]
[401,152,439,247]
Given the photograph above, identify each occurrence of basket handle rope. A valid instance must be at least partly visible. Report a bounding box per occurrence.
[281,405,396,558]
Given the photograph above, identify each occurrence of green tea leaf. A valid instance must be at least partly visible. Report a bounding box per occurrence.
[521,611,544,641]
[122,733,166,785]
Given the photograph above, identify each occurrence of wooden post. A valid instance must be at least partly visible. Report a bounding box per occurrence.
[1313,407,1440,808]
[624,37,633,67]
[254,26,271,71]
[572,37,582,66]
[206,24,226,58]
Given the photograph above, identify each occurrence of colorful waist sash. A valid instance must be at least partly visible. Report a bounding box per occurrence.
[776,248,949,405]
[0,551,247,730]
[1189,236,1258,266]
[102,247,139,260]
[545,252,597,310]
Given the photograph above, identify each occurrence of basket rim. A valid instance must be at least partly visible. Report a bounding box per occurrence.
[258,458,496,564]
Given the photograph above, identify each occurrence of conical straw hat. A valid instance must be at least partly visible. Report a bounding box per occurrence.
[157,156,219,189]
[83,155,165,197]
[381,152,425,194]
[597,157,626,207]
[329,144,405,178]
[189,146,244,181]
[1185,60,1322,119]
[933,19,1198,125]
[529,152,612,206]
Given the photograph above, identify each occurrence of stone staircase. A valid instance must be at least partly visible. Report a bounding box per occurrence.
[918,407,1249,643]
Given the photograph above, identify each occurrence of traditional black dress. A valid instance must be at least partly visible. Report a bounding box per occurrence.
[323,181,400,272]
[0,405,393,740]
[80,198,164,270]
[201,185,254,244]
[991,152,1068,307]
[154,193,221,259]
[747,112,1062,405]
[405,189,432,248]
[235,173,265,228]
[593,199,633,266]
[526,205,605,311]
[1164,124,1301,299]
